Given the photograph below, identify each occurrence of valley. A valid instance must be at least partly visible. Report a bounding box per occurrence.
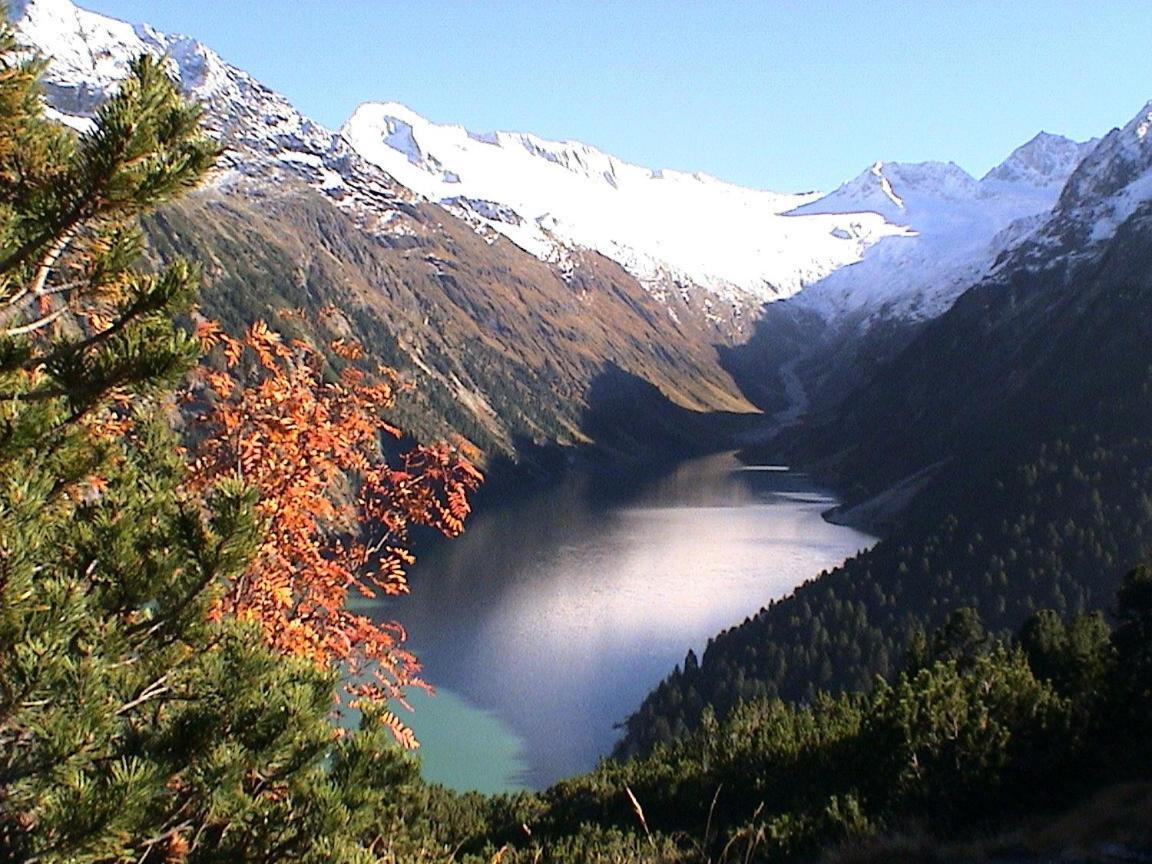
[5,1,1152,861]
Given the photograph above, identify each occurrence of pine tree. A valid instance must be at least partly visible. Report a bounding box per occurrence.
[0,26,428,863]
[1107,563,1152,774]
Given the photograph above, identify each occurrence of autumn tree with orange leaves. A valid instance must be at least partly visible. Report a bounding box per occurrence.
[1,31,484,861]
[189,320,482,741]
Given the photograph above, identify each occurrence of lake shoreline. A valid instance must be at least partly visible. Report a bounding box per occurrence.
[386,452,878,791]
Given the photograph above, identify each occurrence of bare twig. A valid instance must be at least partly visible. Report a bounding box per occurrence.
[2,303,68,337]
[115,673,172,716]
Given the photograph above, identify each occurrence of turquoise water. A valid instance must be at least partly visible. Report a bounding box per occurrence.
[400,687,529,793]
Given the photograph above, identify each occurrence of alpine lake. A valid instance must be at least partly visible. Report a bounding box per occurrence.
[369,452,877,792]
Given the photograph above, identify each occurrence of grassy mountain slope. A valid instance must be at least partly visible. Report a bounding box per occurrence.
[143,180,758,465]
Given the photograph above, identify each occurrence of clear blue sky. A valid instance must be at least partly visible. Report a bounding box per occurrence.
[79,0,1152,192]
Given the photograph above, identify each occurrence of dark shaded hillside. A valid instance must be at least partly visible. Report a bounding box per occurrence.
[618,203,1152,756]
[718,301,923,426]
[142,181,757,466]
[580,364,765,457]
[779,203,1152,506]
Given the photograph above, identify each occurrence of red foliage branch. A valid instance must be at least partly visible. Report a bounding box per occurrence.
[187,320,482,745]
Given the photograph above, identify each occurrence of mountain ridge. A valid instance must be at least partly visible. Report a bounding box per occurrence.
[341,100,903,311]
[341,99,1097,319]
[15,0,1109,339]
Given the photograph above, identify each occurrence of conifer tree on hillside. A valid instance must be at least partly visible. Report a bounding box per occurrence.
[0,25,470,863]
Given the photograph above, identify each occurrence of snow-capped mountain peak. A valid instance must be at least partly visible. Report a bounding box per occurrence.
[343,101,909,305]
[13,0,232,112]
[788,136,1094,324]
[12,0,416,225]
[789,160,986,226]
[981,131,1095,189]
[12,0,148,111]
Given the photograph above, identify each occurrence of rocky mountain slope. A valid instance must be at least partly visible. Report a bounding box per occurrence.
[10,0,767,463]
[11,0,409,218]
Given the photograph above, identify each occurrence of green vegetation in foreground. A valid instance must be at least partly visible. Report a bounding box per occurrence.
[417,571,1152,863]
[0,26,433,862]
